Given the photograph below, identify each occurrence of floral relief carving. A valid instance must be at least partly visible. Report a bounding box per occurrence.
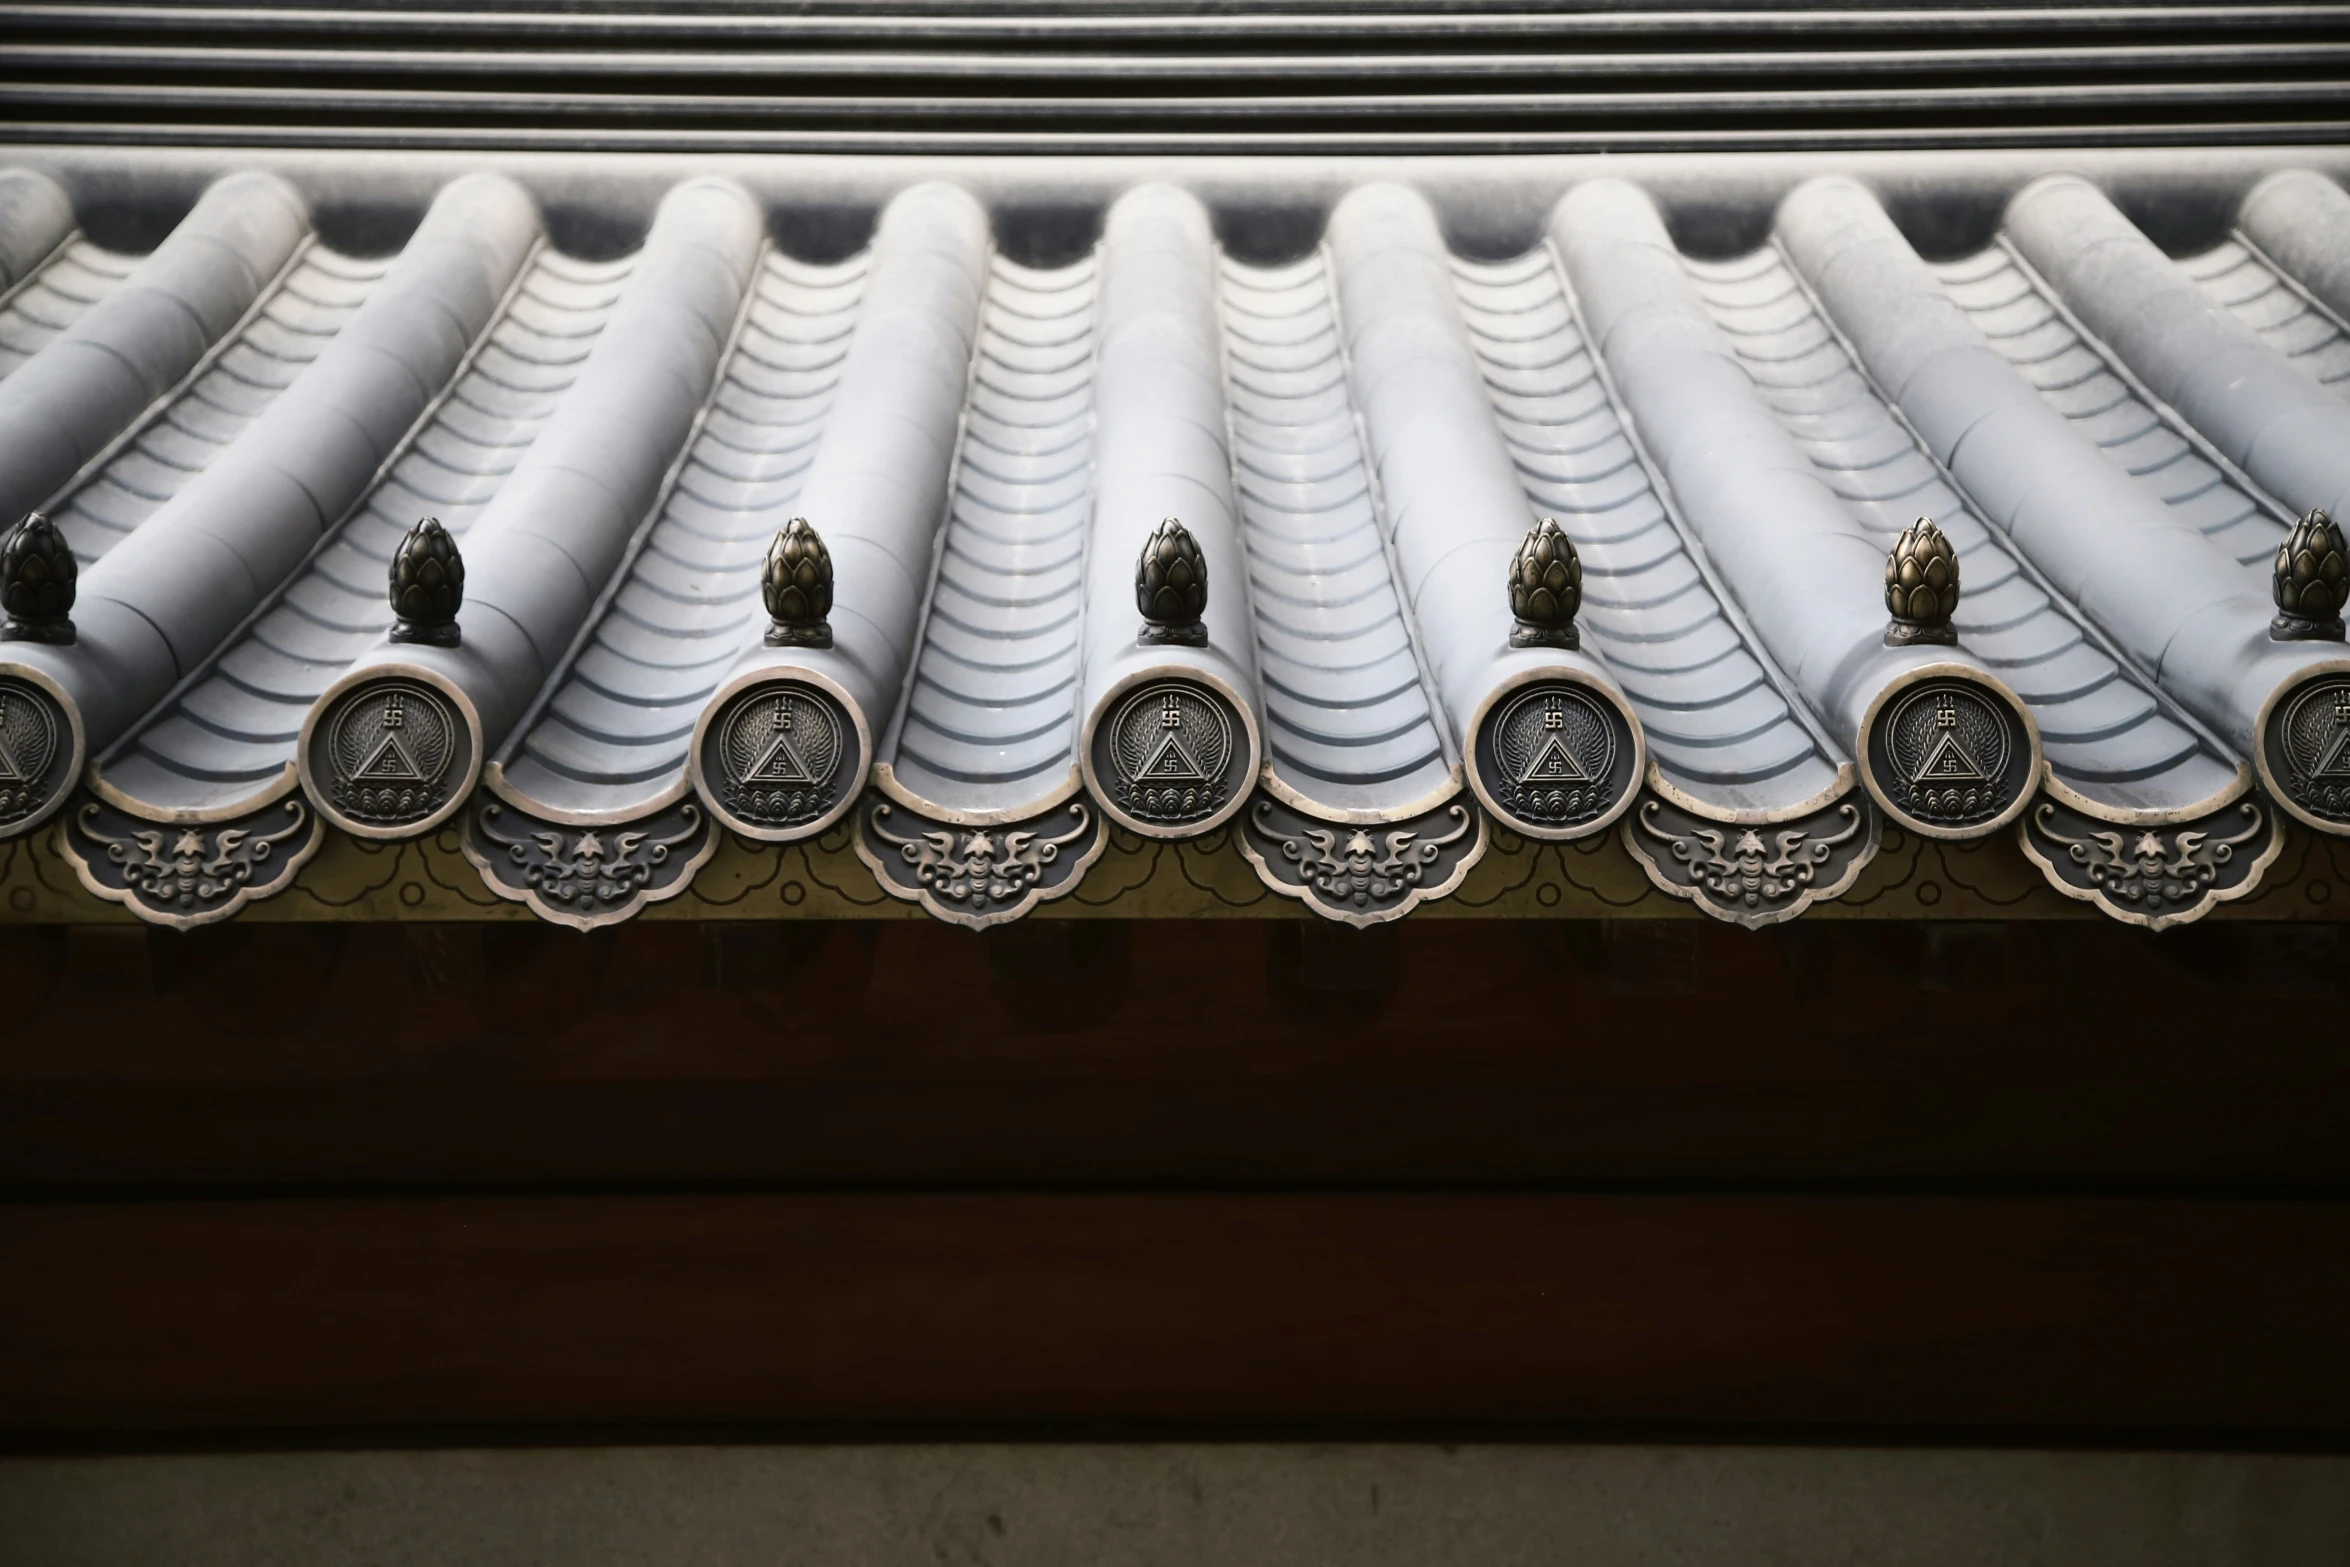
[68,797,317,924]
[2023,798,2272,929]
[857,795,1105,928]
[475,800,707,912]
[1240,793,1486,925]
[868,801,1095,909]
[1625,793,1877,927]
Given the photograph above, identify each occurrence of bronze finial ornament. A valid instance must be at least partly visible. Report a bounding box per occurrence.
[0,511,76,645]
[1136,517,1208,646]
[763,516,834,648]
[2272,508,2347,642]
[387,516,464,647]
[1508,517,1582,650]
[1884,516,1960,647]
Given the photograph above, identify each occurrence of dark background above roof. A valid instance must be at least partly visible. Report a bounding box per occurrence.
[2,1,2347,154]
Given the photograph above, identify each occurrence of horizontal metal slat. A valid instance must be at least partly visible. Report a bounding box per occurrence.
[8,41,2348,78]
[10,79,2347,121]
[6,117,2345,152]
[4,2,2339,153]
[1,3,2338,43]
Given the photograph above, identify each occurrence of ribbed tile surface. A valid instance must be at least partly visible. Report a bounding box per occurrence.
[1223,253,1450,813]
[1935,244,2288,571]
[889,254,1093,813]
[52,242,386,566]
[2180,238,2350,401]
[29,157,2344,861]
[1692,245,2236,810]
[1454,247,1842,813]
[108,246,629,809]
[0,237,133,383]
[499,246,865,809]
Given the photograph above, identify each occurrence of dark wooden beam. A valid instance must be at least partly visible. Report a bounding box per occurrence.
[5,1194,2345,1438]
[2,921,2346,1192]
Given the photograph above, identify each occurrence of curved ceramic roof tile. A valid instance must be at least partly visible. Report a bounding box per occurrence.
[682,182,989,842]
[2002,174,2350,543]
[302,175,758,836]
[1222,252,1452,815]
[1453,246,1843,816]
[1328,183,1646,840]
[0,171,309,530]
[0,169,135,384]
[0,240,137,386]
[0,169,75,295]
[2233,171,2350,362]
[94,246,630,815]
[1775,176,2337,764]
[486,249,864,817]
[879,252,1094,816]
[0,172,538,830]
[2180,239,2350,405]
[50,244,388,568]
[1075,183,1265,840]
[15,154,2350,931]
[1687,243,2235,816]
[1554,178,2033,839]
[1934,241,2287,572]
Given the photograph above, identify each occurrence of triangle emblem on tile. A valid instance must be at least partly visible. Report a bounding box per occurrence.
[746,731,819,785]
[1914,730,1990,783]
[2312,719,2350,780]
[355,733,427,783]
[1137,730,1209,783]
[1519,734,1596,784]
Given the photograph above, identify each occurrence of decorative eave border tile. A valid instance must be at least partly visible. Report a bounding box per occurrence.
[2018,790,2283,932]
[1622,789,1880,929]
[1237,788,1489,927]
[60,792,323,928]
[461,793,717,932]
[853,789,1106,930]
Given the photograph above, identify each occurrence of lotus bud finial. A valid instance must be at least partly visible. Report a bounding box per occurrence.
[388,517,464,647]
[1508,517,1582,650]
[1136,517,1208,647]
[763,517,834,648]
[0,512,75,645]
[1884,516,1960,647]
[2272,508,2347,642]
